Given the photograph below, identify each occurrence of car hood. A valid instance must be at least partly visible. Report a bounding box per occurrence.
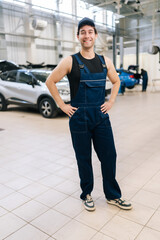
[0,60,21,72]
[128,65,139,71]
[40,81,70,91]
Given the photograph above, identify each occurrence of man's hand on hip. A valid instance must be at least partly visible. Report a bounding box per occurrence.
[60,103,78,117]
[101,101,114,114]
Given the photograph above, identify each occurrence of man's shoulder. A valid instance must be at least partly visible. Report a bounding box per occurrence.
[103,56,113,69]
[56,56,73,74]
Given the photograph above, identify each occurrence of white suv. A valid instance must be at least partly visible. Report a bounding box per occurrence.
[0,69,70,118]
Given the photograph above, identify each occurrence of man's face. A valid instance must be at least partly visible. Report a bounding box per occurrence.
[77,25,97,49]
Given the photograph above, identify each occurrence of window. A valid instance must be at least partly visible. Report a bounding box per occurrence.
[31,71,51,83]
[0,72,8,81]
[32,0,57,13]
[59,0,72,18]
[77,0,93,19]
[6,71,17,82]
[17,72,33,84]
[106,10,115,29]
[2,0,25,6]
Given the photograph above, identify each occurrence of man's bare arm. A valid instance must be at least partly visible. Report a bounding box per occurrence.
[101,56,120,114]
[46,56,77,117]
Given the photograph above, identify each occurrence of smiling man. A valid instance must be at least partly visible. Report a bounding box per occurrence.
[46,17,132,211]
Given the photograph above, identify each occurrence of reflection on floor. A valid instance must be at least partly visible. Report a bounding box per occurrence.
[0,88,160,240]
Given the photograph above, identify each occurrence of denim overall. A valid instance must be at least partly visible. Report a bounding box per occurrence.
[69,53,121,200]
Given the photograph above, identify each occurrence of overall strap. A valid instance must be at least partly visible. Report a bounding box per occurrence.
[74,54,90,74]
[97,55,107,72]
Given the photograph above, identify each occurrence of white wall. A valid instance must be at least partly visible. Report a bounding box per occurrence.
[1,2,160,83]
[117,52,160,84]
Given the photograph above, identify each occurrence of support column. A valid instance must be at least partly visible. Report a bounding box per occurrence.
[25,0,36,63]
[113,34,116,68]
[72,0,77,53]
[136,38,139,73]
[120,36,123,68]
[55,0,63,63]
[0,1,7,59]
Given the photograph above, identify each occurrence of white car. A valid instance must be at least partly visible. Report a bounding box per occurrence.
[105,78,112,96]
[0,69,70,118]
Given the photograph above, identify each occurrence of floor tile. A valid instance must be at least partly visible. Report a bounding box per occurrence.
[31,209,71,235]
[4,224,49,240]
[23,168,49,181]
[146,210,160,232]
[136,227,160,240]
[119,182,140,200]
[39,163,63,174]
[13,200,49,222]
[39,174,66,188]
[53,219,96,240]
[0,192,30,211]
[55,167,79,181]
[0,184,14,199]
[54,196,83,218]
[131,189,160,209]
[0,213,26,239]
[0,206,8,217]
[118,202,155,225]
[143,171,160,194]
[0,171,19,184]
[75,207,114,231]
[95,197,120,215]
[91,232,114,240]
[54,180,79,195]
[35,189,68,208]
[18,182,49,198]
[100,215,143,240]
[5,176,32,190]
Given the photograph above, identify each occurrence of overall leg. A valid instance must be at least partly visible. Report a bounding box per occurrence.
[92,117,121,200]
[70,130,93,200]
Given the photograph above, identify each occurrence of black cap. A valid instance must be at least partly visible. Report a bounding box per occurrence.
[78,17,95,33]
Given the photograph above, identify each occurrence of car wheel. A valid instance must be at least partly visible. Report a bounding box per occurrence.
[39,98,58,118]
[0,94,7,111]
[127,86,134,89]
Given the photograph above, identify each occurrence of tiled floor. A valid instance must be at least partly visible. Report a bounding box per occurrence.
[0,87,160,240]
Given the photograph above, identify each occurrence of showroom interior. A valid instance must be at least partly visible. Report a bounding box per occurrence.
[0,0,160,239]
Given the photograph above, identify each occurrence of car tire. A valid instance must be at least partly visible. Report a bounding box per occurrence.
[39,98,58,118]
[0,94,7,111]
[126,86,134,89]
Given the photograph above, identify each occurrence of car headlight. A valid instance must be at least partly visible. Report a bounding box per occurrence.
[59,89,70,95]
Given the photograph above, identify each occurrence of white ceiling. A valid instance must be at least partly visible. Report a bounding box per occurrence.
[82,0,160,44]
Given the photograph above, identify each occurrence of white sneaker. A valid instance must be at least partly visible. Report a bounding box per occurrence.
[83,194,96,211]
[107,198,132,210]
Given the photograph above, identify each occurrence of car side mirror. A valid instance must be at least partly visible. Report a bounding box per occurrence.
[28,80,35,88]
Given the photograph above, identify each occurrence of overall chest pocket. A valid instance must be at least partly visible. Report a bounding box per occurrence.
[84,81,105,103]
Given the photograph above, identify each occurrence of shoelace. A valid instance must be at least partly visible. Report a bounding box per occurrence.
[116,198,125,204]
[86,195,93,203]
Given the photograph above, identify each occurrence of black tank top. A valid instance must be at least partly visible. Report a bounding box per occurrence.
[67,52,106,100]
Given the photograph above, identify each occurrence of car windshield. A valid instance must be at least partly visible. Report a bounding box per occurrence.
[31,71,51,83]
[31,71,68,83]
[117,69,131,74]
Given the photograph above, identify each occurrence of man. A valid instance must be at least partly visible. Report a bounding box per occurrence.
[46,17,132,211]
[141,68,148,92]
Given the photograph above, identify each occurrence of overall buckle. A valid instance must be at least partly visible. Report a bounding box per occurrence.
[79,64,84,69]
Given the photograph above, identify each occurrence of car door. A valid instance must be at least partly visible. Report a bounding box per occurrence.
[0,70,20,101]
[15,71,39,104]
